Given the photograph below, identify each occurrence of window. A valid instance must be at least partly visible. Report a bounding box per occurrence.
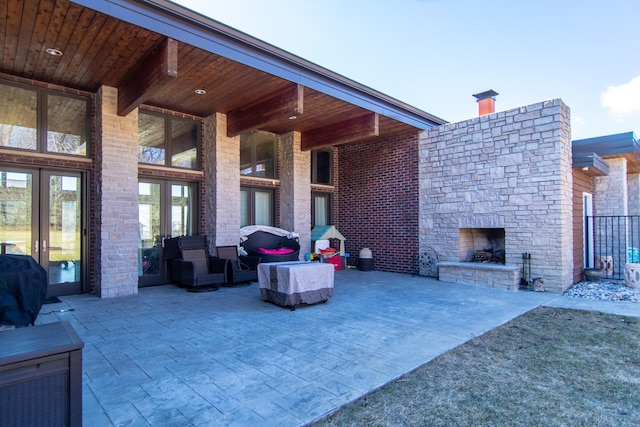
[47,94,88,155]
[241,187,274,227]
[0,81,89,155]
[312,192,331,227]
[138,111,200,169]
[240,132,277,178]
[311,149,332,185]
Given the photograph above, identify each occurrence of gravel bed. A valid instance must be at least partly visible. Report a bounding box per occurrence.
[563,280,640,303]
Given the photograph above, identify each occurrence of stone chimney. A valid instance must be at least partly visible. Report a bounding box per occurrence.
[472,90,498,116]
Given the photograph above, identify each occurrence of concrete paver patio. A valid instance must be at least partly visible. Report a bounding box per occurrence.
[33,270,637,426]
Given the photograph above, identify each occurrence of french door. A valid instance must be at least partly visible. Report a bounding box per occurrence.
[0,167,85,297]
[138,179,197,287]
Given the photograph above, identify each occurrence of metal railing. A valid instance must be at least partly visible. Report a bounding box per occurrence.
[585,215,640,280]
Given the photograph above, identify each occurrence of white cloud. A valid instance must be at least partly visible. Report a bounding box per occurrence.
[601,75,640,120]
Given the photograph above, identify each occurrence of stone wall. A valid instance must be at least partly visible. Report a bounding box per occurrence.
[595,158,628,216]
[204,113,241,248]
[628,173,640,216]
[279,131,311,257]
[95,86,139,297]
[419,99,574,292]
[594,158,629,274]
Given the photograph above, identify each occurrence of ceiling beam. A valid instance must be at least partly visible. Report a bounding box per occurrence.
[118,37,178,116]
[301,112,379,151]
[227,84,303,137]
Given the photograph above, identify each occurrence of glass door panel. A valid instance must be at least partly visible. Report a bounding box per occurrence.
[138,182,162,282]
[0,170,35,257]
[171,184,193,237]
[0,167,84,297]
[44,173,82,289]
[138,180,197,287]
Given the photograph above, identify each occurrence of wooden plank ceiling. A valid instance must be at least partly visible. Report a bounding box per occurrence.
[0,0,424,150]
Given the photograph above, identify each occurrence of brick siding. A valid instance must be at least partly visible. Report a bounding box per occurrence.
[572,170,594,283]
[337,132,420,274]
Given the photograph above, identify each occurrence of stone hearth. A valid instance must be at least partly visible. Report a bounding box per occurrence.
[438,262,522,290]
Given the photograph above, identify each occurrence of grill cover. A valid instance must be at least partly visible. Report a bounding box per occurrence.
[0,255,48,327]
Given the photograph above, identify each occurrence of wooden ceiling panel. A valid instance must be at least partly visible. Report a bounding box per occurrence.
[89,24,163,88]
[18,0,52,77]
[0,0,424,148]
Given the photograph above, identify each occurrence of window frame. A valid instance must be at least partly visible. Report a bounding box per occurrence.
[137,110,201,170]
[311,149,333,185]
[240,132,278,179]
[311,191,332,227]
[240,186,275,227]
[0,80,91,156]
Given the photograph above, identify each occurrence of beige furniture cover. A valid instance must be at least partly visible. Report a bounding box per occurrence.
[257,261,334,309]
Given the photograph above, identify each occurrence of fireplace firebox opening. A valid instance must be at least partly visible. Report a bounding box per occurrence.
[459,228,506,264]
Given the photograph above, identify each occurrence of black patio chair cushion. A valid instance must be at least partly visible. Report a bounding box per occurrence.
[215,246,260,284]
[164,236,225,291]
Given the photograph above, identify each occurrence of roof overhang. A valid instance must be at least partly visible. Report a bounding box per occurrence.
[2,0,447,151]
[72,0,446,130]
[572,152,609,177]
[573,132,640,173]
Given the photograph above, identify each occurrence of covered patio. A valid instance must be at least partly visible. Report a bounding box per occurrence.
[33,271,564,426]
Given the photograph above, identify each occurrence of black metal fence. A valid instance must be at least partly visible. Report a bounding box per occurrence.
[585,215,640,280]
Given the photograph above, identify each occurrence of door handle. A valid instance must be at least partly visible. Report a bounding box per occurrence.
[42,240,47,253]
[34,240,39,253]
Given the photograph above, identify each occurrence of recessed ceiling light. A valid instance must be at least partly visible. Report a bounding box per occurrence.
[194,89,206,95]
[289,115,297,120]
[46,48,63,56]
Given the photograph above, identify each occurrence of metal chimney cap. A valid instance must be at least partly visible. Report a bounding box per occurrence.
[472,90,499,101]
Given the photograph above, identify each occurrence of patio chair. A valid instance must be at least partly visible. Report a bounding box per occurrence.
[164,235,226,292]
[215,245,260,284]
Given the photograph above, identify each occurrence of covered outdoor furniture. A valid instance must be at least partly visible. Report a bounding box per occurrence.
[257,261,334,310]
[240,226,300,262]
[163,235,226,292]
[215,246,260,284]
[0,255,47,327]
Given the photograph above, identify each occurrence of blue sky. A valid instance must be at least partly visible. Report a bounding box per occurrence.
[173,0,639,140]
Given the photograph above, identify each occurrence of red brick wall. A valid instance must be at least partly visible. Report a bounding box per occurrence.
[336,132,420,274]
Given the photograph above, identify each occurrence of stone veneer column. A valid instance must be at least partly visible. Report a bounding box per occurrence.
[626,173,639,216]
[594,158,628,270]
[203,113,241,247]
[595,158,628,216]
[279,131,311,258]
[95,86,139,297]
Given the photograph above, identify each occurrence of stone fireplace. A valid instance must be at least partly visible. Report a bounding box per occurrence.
[459,228,505,264]
[418,99,574,292]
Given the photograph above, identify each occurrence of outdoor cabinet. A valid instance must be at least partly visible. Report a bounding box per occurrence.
[0,321,84,427]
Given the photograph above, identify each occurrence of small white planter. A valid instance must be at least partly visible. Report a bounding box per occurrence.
[624,263,640,289]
